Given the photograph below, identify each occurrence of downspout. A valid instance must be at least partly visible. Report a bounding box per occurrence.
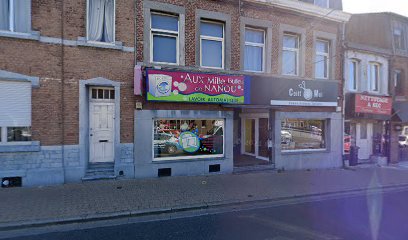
[341,21,346,167]
[134,0,137,65]
[61,0,66,182]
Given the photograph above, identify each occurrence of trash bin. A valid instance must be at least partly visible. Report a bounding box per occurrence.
[349,146,359,166]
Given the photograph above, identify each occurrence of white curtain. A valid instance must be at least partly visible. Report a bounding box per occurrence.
[0,0,9,31]
[244,45,263,72]
[14,0,31,33]
[103,0,114,43]
[88,0,114,42]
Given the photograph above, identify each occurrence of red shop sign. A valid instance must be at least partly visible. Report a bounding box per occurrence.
[355,94,392,115]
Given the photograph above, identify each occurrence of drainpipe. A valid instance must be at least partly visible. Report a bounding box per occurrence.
[134,0,137,65]
[340,21,346,167]
[61,0,66,182]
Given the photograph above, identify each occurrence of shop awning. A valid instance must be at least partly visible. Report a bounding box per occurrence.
[394,102,408,122]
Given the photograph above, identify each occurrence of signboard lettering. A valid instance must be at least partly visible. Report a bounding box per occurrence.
[355,94,392,115]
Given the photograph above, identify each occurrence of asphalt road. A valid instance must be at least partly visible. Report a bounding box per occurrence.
[4,189,408,240]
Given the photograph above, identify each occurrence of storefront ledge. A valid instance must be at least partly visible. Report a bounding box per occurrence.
[151,157,226,164]
[0,141,41,153]
[281,149,330,155]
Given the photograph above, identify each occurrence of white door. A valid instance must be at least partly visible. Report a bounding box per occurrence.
[356,123,373,160]
[89,101,115,163]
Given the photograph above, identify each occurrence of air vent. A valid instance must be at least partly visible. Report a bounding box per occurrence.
[209,164,221,173]
[158,168,172,177]
[2,177,22,188]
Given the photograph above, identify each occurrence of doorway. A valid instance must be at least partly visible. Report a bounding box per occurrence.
[241,116,269,161]
[356,122,373,160]
[89,87,115,164]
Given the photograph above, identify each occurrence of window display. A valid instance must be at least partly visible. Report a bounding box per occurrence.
[154,119,224,160]
[281,119,326,151]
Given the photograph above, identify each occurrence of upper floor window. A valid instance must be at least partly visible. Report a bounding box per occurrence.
[244,27,265,72]
[314,0,329,8]
[0,0,31,33]
[394,28,405,50]
[348,59,359,91]
[315,39,330,79]
[282,34,299,76]
[200,20,224,69]
[368,62,380,92]
[394,70,403,95]
[150,12,179,64]
[87,0,115,43]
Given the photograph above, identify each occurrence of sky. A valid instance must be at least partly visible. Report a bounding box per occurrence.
[343,0,408,17]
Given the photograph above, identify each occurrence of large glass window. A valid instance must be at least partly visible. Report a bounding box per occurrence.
[244,27,265,72]
[200,20,224,69]
[348,59,358,91]
[369,62,380,92]
[315,40,330,79]
[282,34,299,76]
[7,127,31,142]
[314,0,329,8]
[281,119,326,151]
[394,28,405,50]
[151,12,179,64]
[153,119,224,160]
[87,0,115,43]
[0,0,31,33]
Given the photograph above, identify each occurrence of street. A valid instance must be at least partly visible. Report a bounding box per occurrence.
[4,188,408,240]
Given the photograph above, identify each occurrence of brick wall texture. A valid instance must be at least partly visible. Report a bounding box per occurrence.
[0,0,344,146]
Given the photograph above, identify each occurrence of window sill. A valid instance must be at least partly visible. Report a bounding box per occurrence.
[77,37,125,51]
[152,156,225,164]
[281,149,329,155]
[0,30,40,41]
[0,141,41,153]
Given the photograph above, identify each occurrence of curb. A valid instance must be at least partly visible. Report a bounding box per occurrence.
[2,183,408,232]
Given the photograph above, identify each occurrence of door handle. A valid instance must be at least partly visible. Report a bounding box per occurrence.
[90,134,93,136]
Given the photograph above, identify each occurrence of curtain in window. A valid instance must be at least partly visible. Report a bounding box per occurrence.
[14,0,30,33]
[88,0,114,42]
[245,45,263,72]
[0,0,9,31]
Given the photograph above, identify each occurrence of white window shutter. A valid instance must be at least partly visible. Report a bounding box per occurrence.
[0,80,31,126]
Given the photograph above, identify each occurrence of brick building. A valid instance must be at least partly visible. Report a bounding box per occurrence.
[0,0,350,187]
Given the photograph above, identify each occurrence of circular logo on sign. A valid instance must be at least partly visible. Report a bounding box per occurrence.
[157,81,170,94]
[179,131,200,153]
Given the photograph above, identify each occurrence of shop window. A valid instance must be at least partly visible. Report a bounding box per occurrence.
[87,0,115,43]
[282,34,300,76]
[315,39,330,79]
[153,119,224,160]
[281,119,326,151]
[0,0,31,33]
[348,59,359,91]
[394,28,405,50]
[151,12,179,64]
[368,62,380,92]
[7,127,31,142]
[314,0,329,8]
[200,20,224,69]
[244,27,265,72]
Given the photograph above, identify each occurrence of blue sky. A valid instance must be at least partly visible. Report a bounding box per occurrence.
[343,0,408,17]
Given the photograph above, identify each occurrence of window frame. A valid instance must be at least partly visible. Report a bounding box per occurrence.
[394,69,403,95]
[348,59,359,92]
[149,11,180,65]
[200,19,225,70]
[368,62,381,93]
[152,118,226,161]
[86,0,116,44]
[315,39,330,79]
[314,0,330,8]
[244,27,266,73]
[394,28,406,50]
[282,33,300,76]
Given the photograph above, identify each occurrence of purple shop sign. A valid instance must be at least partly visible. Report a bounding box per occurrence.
[146,69,250,104]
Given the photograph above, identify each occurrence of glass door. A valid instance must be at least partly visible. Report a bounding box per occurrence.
[244,119,256,155]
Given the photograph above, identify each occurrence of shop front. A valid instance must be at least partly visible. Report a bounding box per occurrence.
[345,93,392,164]
[233,76,343,170]
[133,68,249,178]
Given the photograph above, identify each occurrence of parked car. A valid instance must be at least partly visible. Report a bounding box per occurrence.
[344,135,351,153]
[153,133,181,154]
[399,135,408,147]
[281,130,293,144]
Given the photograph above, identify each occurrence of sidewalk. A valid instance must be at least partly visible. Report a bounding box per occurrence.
[2,166,408,230]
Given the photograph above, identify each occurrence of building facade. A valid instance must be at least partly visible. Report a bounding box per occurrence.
[0,0,349,187]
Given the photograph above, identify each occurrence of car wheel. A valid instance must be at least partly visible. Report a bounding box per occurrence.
[167,145,177,154]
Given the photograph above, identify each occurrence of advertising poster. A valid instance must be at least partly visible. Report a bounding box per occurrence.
[146,69,249,104]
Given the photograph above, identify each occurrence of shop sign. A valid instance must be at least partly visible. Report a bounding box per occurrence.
[355,94,392,115]
[249,76,338,107]
[146,69,249,104]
